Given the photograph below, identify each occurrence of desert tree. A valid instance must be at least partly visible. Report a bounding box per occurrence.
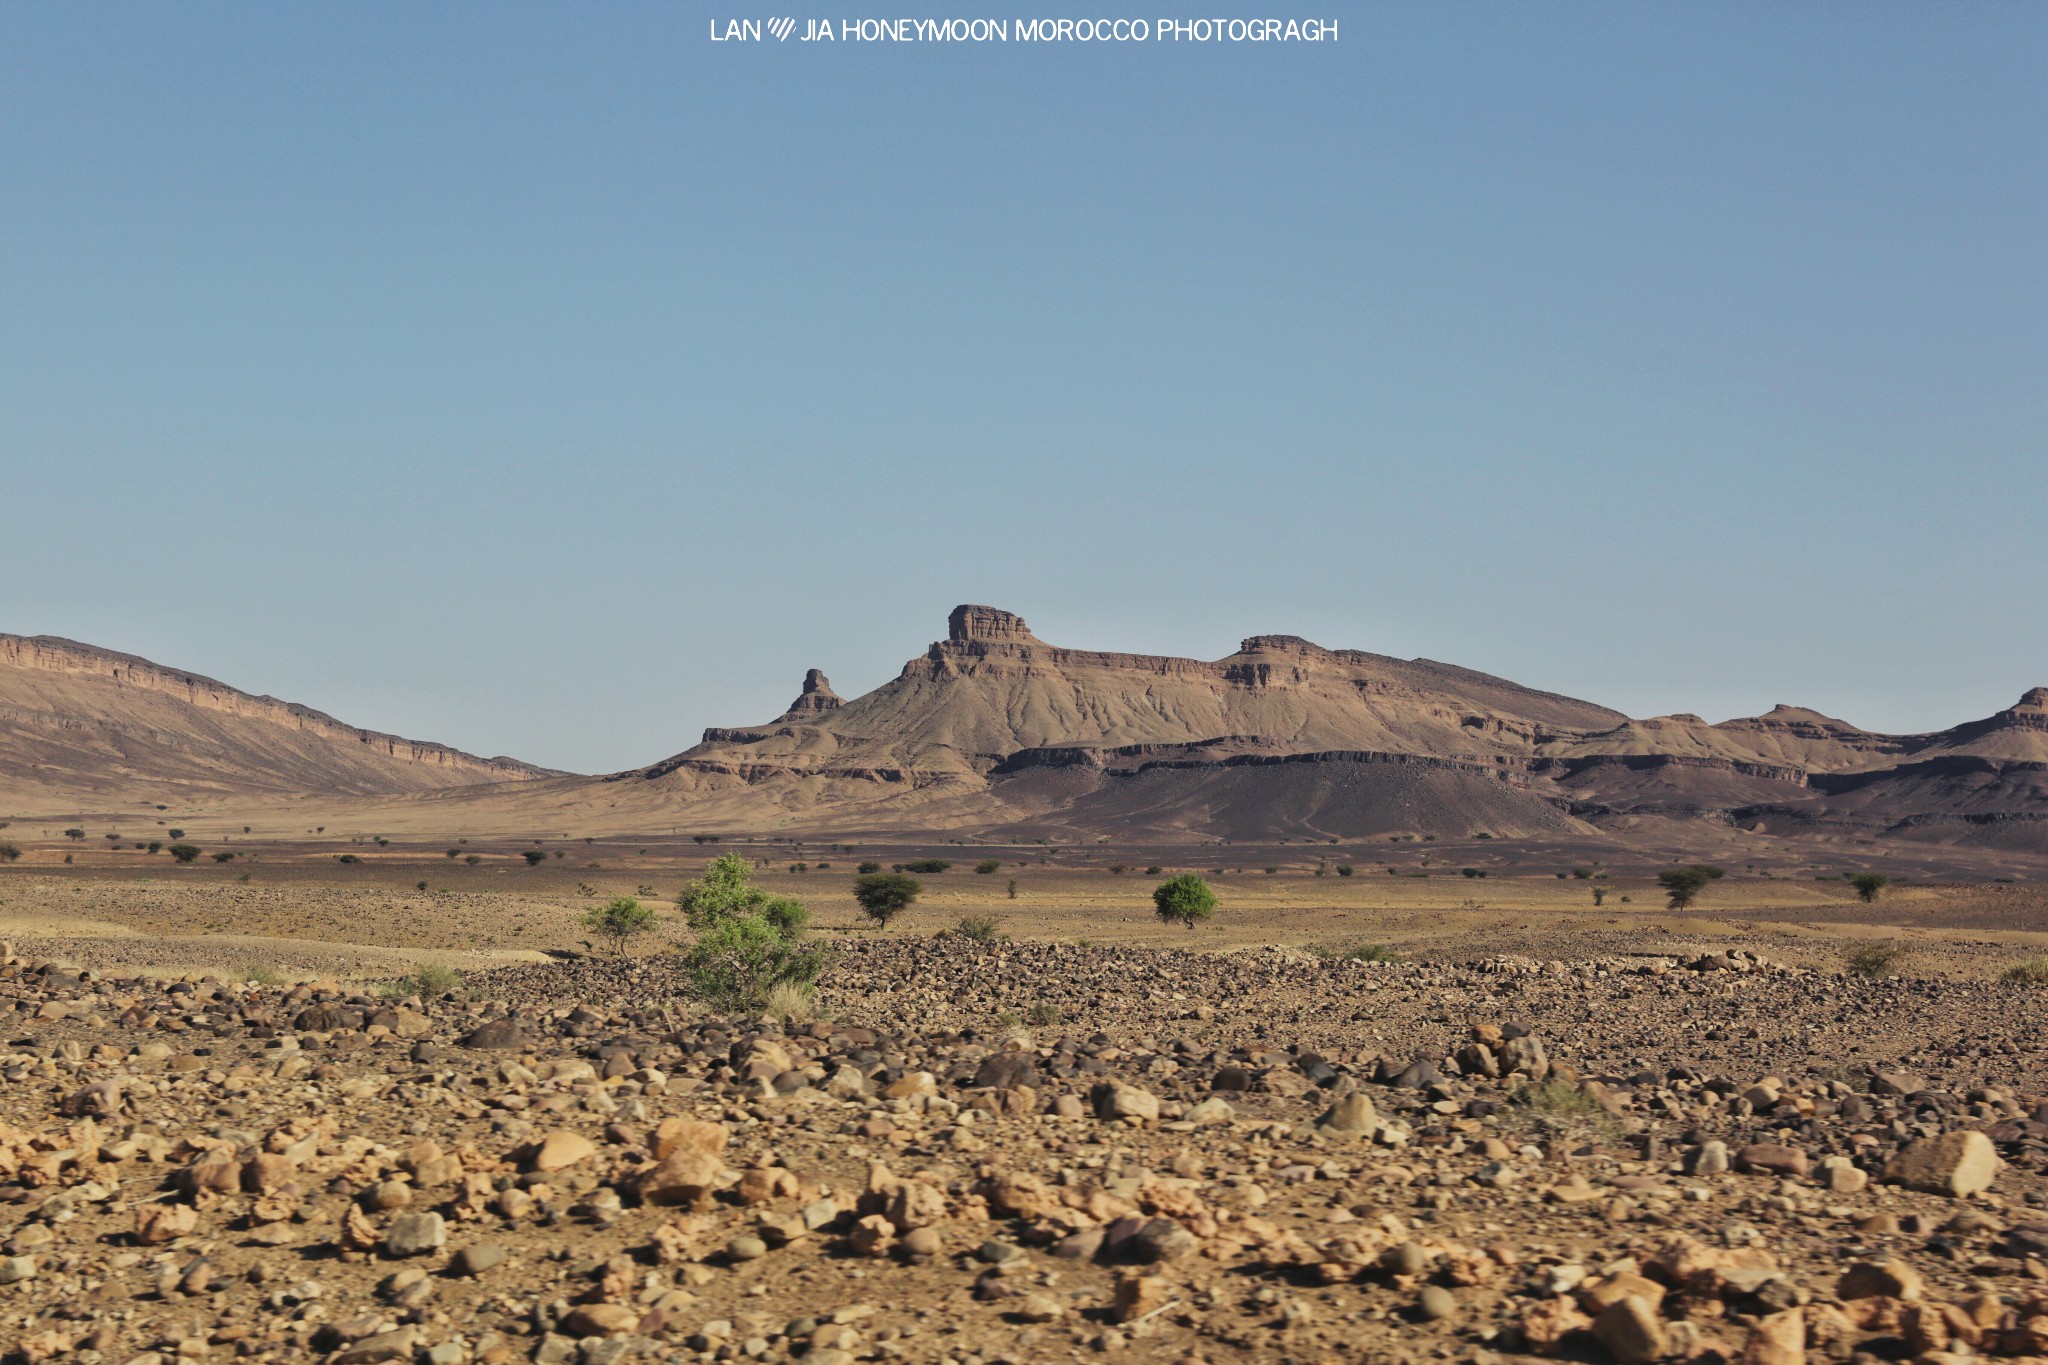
[853,872,922,929]
[1851,872,1890,904]
[1657,863,1725,910]
[1153,872,1218,929]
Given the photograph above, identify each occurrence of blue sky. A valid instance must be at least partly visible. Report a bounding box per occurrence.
[3,3,2042,772]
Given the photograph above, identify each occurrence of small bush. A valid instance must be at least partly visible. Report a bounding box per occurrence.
[415,880,428,891]
[1850,871,1890,904]
[336,853,361,865]
[63,828,85,840]
[384,962,465,1000]
[1843,941,1903,977]
[166,829,183,839]
[521,849,547,866]
[582,897,659,954]
[901,858,951,874]
[1335,864,1353,876]
[1107,863,1128,875]
[445,849,460,859]
[1570,866,1594,879]
[1025,1001,1062,1027]
[147,841,161,853]
[974,859,1000,875]
[243,965,286,986]
[465,854,482,865]
[168,844,202,864]
[2002,956,2048,985]
[761,978,818,1022]
[0,843,19,863]
[856,861,881,875]
[1006,878,1018,899]
[1512,1079,1613,1124]
[212,851,236,863]
[953,915,1006,943]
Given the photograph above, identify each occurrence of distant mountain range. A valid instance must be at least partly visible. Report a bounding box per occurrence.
[0,633,557,802]
[4,610,2045,855]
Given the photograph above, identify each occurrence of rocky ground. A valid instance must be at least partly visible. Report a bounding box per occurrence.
[2,938,2047,1365]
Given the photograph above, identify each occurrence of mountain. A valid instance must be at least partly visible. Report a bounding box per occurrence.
[4,610,2042,856]
[602,605,2048,848]
[0,633,559,807]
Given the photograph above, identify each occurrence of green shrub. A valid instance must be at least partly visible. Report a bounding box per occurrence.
[383,962,465,1000]
[335,853,361,865]
[1335,864,1353,876]
[521,849,547,866]
[582,897,659,954]
[974,859,1000,875]
[464,854,482,865]
[0,843,19,863]
[2002,956,2048,985]
[854,873,921,928]
[166,829,183,839]
[1153,873,1218,929]
[684,913,828,1015]
[856,861,881,874]
[761,978,819,1022]
[445,849,461,859]
[243,965,286,987]
[901,858,951,874]
[1025,1001,1062,1027]
[63,828,85,840]
[1850,872,1890,904]
[212,851,236,863]
[1843,941,1902,977]
[1512,1079,1613,1124]
[168,844,202,864]
[415,880,428,891]
[953,915,1005,943]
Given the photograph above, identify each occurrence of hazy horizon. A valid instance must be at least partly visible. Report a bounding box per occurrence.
[4,3,2042,771]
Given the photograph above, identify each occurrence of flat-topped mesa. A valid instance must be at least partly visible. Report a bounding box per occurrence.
[785,668,843,714]
[948,605,1040,645]
[1239,634,1330,656]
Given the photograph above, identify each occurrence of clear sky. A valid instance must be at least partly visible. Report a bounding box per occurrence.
[3,3,2043,773]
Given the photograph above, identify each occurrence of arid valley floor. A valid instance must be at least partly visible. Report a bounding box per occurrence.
[2,836,2048,1365]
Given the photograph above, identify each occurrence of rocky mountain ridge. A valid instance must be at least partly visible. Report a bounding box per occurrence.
[0,632,559,806]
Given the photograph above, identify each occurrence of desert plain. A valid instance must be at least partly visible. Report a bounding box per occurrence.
[2,829,2048,1365]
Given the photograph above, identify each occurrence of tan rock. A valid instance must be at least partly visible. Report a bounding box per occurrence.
[133,1203,197,1246]
[1313,1093,1378,1137]
[651,1117,729,1161]
[1837,1258,1924,1302]
[1741,1307,1804,1365]
[636,1148,732,1209]
[1592,1295,1667,1365]
[1886,1130,2000,1197]
[529,1131,596,1173]
[1112,1271,1168,1323]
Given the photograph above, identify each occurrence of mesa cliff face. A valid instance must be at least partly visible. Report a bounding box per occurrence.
[0,633,557,804]
[612,606,2048,847]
